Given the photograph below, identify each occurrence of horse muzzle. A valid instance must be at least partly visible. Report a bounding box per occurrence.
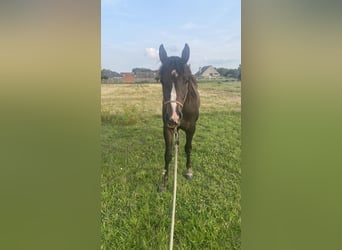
[167,110,183,127]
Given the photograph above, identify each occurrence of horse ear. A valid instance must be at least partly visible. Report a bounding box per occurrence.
[181,43,190,63]
[159,44,168,64]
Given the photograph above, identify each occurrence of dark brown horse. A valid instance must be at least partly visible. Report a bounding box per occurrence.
[158,43,200,191]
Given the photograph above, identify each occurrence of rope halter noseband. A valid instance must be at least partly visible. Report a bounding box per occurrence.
[162,83,189,129]
[163,100,184,108]
[163,81,189,108]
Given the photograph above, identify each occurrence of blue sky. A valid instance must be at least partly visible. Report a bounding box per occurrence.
[101,0,240,73]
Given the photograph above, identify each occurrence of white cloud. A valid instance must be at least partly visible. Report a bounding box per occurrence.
[101,1,240,72]
[145,48,158,59]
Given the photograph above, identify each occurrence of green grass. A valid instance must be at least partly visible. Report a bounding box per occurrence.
[101,82,241,249]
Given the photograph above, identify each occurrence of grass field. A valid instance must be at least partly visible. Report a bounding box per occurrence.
[101,81,241,249]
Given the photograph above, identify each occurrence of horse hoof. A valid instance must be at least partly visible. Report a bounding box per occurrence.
[184,172,193,180]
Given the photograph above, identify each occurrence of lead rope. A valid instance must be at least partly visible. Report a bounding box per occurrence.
[169,127,179,250]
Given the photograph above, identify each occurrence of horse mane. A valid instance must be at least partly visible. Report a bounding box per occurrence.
[187,74,198,100]
[183,64,198,102]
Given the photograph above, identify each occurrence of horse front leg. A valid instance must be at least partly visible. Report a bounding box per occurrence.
[159,126,173,192]
[184,125,196,179]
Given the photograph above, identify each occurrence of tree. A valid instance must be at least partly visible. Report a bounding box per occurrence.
[216,67,239,78]
[237,64,241,81]
[101,69,121,79]
[132,68,152,73]
[216,67,230,77]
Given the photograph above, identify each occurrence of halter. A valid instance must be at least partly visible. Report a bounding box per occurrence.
[163,100,184,108]
[163,82,189,108]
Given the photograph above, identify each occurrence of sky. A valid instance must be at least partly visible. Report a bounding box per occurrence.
[101,0,240,73]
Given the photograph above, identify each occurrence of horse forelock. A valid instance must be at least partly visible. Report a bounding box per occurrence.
[159,57,193,83]
[159,56,198,104]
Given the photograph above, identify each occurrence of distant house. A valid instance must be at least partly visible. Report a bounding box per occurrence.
[121,72,135,83]
[134,71,158,82]
[195,65,220,79]
[101,69,159,83]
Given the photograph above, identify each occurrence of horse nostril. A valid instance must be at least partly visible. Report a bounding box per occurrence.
[168,118,178,126]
